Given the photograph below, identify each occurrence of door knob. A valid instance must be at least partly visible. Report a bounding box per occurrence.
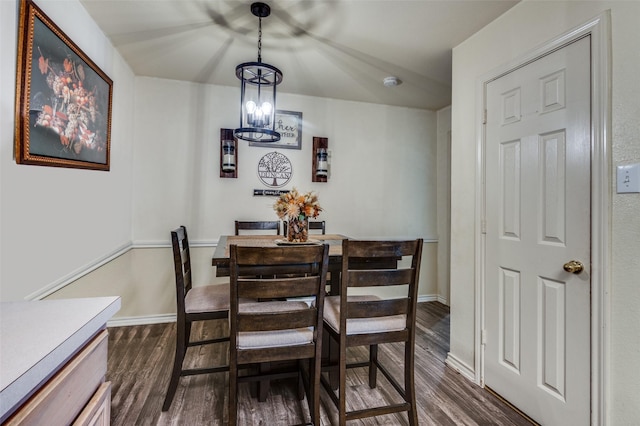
[563,260,584,274]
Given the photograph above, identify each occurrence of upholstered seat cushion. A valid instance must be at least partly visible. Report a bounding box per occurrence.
[185,283,230,313]
[323,295,406,335]
[238,301,313,349]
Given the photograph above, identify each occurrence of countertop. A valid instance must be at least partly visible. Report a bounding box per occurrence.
[0,296,121,422]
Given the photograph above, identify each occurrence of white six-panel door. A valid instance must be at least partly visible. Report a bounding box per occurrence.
[484,36,591,425]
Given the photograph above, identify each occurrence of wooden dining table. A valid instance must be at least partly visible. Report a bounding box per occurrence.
[211,234,348,283]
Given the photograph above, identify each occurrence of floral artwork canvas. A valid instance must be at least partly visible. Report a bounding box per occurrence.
[15,0,113,170]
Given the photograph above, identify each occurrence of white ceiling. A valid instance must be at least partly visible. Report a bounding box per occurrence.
[80,0,519,110]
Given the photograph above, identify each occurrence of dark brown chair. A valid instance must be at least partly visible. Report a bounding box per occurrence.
[283,220,326,236]
[228,244,330,426]
[321,239,423,425]
[235,220,281,235]
[162,226,229,411]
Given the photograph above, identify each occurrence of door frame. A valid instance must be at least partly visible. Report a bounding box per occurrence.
[475,12,611,425]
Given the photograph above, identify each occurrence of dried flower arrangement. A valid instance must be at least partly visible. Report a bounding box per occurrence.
[273,188,322,242]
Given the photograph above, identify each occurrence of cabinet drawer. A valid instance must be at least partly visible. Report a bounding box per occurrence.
[4,330,108,426]
[73,382,111,426]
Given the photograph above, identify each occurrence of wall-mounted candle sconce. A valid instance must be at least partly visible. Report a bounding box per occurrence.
[220,128,237,178]
[312,136,329,182]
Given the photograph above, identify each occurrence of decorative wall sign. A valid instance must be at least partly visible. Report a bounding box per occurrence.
[253,189,290,196]
[312,136,329,182]
[219,128,237,178]
[257,151,292,188]
[14,0,113,170]
[250,110,302,150]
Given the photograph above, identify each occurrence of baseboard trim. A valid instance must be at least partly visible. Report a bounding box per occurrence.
[445,352,477,383]
[417,294,438,303]
[108,313,176,327]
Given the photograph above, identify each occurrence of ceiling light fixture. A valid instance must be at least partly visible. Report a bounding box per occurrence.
[234,2,283,143]
[383,76,400,87]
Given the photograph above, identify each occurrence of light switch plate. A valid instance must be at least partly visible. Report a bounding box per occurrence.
[617,163,640,193]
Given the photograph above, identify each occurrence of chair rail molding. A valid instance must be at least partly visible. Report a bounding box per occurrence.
[28,242,132,301]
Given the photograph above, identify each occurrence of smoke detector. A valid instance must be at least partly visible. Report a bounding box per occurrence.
[383,76,400,87]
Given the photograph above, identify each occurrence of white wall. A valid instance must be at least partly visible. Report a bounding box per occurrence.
[0,0,135,301]
[47,75,441,319]
[436,106,451,305]
[131,77,438,243]
[449,1,640,424]
[1,0,443,327]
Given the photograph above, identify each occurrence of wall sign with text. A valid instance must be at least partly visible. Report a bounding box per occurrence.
[250,110,302,150]
[257,151,293,188]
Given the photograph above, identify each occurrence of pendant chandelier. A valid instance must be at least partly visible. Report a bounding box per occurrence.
[234,2,283,143]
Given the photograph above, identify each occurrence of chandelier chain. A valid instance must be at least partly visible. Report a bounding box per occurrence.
[257,16,262,62]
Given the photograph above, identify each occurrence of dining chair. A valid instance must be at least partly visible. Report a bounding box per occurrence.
[321,238,423,425]
[235,220,281,235]
[283,220,326,236]
[228,243,330,426]
[162,225,230,411]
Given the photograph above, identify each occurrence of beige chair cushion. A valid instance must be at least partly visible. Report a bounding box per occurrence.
[185,283,230,313]
[238,301,313,349]
[323,295,406,335]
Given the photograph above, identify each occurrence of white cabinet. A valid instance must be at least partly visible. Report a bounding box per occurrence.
[0,297,120,425]
[74,382,111,426]
[4,330,109,425]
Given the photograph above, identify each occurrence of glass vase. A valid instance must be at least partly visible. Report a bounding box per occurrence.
[287,216,309,242]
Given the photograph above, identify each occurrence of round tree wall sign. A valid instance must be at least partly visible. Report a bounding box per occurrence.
[257,151,292,188]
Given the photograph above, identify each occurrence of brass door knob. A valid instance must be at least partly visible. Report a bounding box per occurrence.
[563,260,584,274]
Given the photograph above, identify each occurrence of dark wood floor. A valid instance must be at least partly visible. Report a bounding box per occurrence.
[107,302,532,425]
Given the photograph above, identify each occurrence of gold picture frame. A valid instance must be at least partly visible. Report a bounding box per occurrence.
[14,0,113,170]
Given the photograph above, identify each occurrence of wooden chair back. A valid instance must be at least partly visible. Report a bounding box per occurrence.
[339,239,422,336]
[163,225,229,411]
[229,244,329,361]
[235,220,281,235]
[172,225,192,316]
[320,238,423,424]
[228,243,329,425]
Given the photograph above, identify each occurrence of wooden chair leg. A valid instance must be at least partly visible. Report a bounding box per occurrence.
[405,341,418,426]
[229,358,238,426]
[368,344,378,388]
[338,347,347,426]
[329,333,339,390]
[310,357,321,425]
[162,321,188,411]
[297,366,305,401]
[258,362,270,402]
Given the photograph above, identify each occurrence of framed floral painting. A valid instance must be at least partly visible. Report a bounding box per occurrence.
[14,0,113,171]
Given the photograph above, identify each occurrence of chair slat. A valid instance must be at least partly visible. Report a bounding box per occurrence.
[238,278,319,299]
[235,220,281,235]
[348,268,414,287]
[237,344,316,364]
[238,309,317,332]
[236,246,325,264]
[348,240,418,258]
[347,298,408,318]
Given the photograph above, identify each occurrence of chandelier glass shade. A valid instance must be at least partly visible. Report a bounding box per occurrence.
[234,3,283,143]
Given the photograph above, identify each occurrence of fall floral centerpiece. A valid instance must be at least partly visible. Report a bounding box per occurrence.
[274,188,322,242]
